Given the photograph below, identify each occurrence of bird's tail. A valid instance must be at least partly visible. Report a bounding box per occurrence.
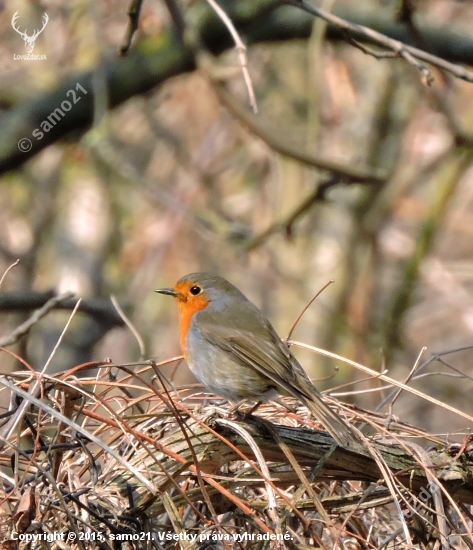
[303,393,362,448]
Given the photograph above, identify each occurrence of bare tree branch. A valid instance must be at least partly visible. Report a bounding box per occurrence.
[281,0,473,83]
[0,291,126,328]
[214,83,385,184]
[0,292,75,347]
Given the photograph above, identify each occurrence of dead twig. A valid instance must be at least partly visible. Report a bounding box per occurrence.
[0,259,20,289]
[119,0,145,56]
[205,0,258,113]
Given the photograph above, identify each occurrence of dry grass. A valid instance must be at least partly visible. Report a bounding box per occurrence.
[0,356,472,550]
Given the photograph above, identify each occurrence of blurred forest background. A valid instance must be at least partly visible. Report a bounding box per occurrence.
[1,0,473,438]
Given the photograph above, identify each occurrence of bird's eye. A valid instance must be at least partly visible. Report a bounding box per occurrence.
[190,285,201,296]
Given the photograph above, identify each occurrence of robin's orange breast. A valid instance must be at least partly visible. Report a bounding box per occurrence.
[173,280,209,361]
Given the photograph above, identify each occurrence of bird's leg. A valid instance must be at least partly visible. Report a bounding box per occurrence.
[245,400,263,415]
[274,398,298,413]
[226,400,262,417]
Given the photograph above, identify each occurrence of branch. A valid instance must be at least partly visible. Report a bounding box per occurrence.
[0,291,126,329]
[281,0,473,83]
[0,292,75,347]
[214,83,385,184]
[243,177,349,250]
[205,0,258,113]
[130,413,473,513]
[119,0,146,56]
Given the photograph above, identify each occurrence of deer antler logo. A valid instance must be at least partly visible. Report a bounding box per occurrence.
[12,11,49,54]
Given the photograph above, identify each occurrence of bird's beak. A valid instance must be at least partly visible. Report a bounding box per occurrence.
[155,288,179,297]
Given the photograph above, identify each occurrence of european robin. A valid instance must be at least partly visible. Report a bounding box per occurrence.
[156,272,361,447]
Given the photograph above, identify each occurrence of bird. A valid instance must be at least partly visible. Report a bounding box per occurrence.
[156,272,361,447]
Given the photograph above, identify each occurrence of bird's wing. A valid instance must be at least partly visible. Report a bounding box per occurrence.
[194,307,317,402]
[195,304,363,448]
